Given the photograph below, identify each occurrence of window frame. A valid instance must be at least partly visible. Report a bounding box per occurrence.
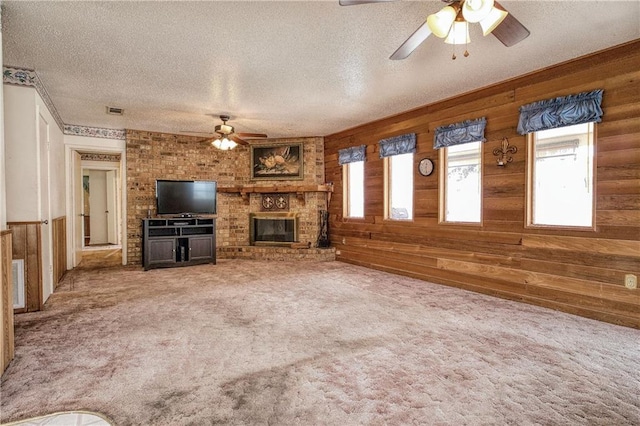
[525,122,597,231]
[383,152,414,221]
[438,141,483,226]
[342,161,365,220]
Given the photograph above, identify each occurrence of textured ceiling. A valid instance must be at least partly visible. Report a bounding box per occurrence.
[2,1,639,138]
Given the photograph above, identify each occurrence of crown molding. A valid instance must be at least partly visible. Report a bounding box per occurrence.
[3,65,126,140]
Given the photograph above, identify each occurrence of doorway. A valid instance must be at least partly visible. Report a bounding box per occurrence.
[82,169,118,247]
[66,143,127,269]
[72,155,123,269]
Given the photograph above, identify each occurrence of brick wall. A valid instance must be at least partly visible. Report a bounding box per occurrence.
[126,130,326,264]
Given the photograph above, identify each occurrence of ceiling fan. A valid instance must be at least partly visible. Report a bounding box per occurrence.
[186,115,268,150]
[339,0,530,60]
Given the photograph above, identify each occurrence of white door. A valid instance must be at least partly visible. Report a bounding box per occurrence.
[88,170,108,245]
[38,112,53,301]
[73,151,83,266]
[106,170,118,244]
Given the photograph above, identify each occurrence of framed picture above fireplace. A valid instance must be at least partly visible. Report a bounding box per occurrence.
[251,143,303,180]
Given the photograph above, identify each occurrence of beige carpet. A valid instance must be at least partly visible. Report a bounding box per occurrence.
[1,260,638,425]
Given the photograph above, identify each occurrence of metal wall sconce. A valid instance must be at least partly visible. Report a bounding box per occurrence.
[493,137,517,166]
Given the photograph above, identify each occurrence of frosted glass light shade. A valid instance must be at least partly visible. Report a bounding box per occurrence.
[480,6,508,36]
[427,6,457,38]
[444,21,470,45]
[212,137,238,150]
[462,0,495,23]
[221,138,237,150]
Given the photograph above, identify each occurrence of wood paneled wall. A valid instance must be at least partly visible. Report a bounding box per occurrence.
[52,216,67,287]
[8,222,41,313]
[1,230,15,373]
[324,40,640,328]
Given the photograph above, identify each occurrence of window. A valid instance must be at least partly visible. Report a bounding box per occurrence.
[385,152,413,220]
[343,161,364,218]
[528,122,594,227]
[441,141,482,223]
[339,145,366,219]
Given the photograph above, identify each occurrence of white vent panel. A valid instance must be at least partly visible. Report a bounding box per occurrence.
[12,259,25,309]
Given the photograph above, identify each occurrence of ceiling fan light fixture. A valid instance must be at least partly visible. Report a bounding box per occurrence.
[479,4,508,36]
[461,0,495,23]
[426,5,459,38]
[213,137,237,151]
[444,19,470,45]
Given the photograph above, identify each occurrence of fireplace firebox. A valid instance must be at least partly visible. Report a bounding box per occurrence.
[250,213,298,245]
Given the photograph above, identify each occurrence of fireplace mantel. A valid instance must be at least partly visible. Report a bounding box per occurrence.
[218,183,333,205]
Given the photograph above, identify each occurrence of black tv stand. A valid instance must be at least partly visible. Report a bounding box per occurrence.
[142,218,216,270]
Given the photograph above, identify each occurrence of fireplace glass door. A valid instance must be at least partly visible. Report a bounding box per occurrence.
[250,213,298,245]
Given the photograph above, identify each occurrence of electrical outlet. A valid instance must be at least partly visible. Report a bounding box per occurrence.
[335,250,341,255]
[342,238,346,245]
[624,274,637,290]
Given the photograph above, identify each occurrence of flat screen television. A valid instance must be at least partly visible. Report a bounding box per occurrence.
[156,180,217,216]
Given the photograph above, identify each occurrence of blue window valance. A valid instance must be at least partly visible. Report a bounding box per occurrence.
[338,145,367,165]
[517,90,603,135]
[433,117,486,149]
[378,133,416,158]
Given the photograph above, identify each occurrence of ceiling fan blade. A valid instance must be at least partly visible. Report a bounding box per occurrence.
[236,132,268,139]
[180,130,213,135]
[339,0,395,6]
[490,6,530,47]
[230,134,249,145]
[390,21,432,60]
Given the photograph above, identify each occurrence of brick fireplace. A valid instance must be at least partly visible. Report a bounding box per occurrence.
[125,131,335,263]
